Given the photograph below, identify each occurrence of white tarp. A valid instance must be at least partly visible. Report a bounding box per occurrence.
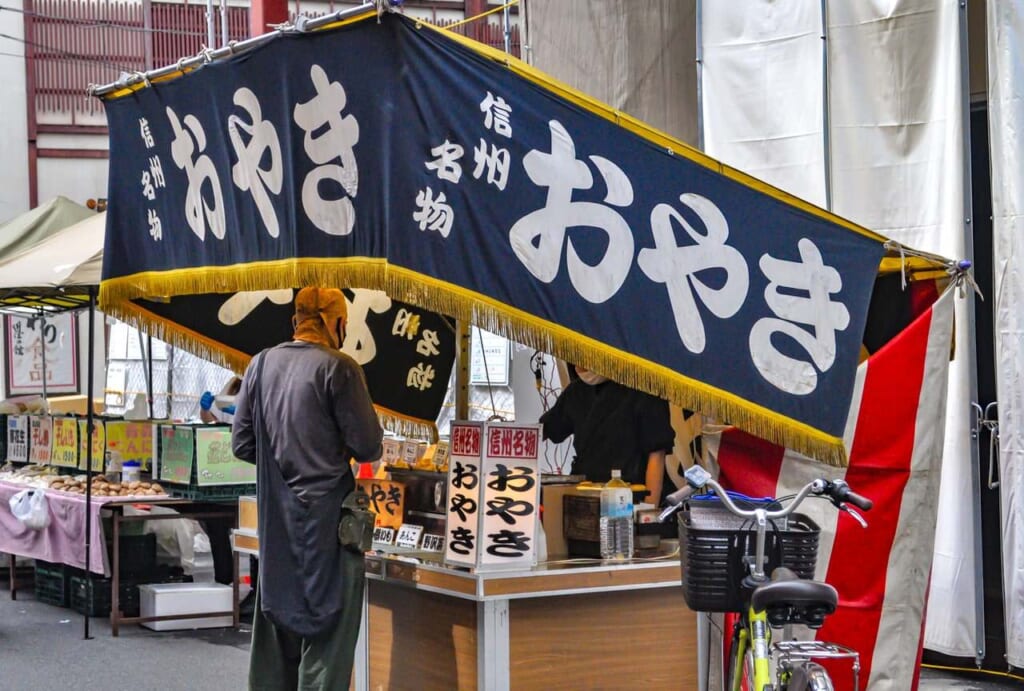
[701,0,975,661]
[523,0,699,147]
[0,211,105,289]
[987,0,1024,668]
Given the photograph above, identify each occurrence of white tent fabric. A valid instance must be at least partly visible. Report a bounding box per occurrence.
[523,0,699,147]
[987,0,1024,668]
[701,0,975,659]
[0,211,105,290]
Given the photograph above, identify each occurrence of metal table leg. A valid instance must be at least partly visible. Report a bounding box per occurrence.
[9,553,16,600]
[111,509,121,637]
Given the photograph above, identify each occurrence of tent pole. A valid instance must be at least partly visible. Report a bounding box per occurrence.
[695,0,704,152]
[137,330,153,419]
[455,321,470,420]
[83,288,96,640]
[957,0,985,667]
[38,311,48,402]
[820,0,833,211]
[147,334,154,419]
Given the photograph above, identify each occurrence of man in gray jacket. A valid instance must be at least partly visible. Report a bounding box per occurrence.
[232,287,383,691]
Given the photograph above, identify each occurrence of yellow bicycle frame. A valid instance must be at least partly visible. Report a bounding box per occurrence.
[730,607,772,691]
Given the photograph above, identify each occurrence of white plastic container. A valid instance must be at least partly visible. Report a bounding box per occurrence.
[121,460,141,485]
[138,582,233,631]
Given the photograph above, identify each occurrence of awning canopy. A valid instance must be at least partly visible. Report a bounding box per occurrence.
[95,9,958,464]
[0,201,101,313]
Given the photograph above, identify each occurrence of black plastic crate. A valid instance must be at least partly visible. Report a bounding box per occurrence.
[678,498,820,613]
[70,574,140,617]
[108,533,158,578]
[33,561,79,608]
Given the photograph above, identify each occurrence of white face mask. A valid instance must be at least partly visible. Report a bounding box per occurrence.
[576,370,609,386]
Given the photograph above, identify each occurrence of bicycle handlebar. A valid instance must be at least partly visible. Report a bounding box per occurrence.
[658,467,874,523]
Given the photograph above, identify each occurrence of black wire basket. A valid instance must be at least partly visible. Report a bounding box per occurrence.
[678,498,821,613]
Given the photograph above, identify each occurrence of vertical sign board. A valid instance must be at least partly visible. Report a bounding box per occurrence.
[444,422,484,568]
[479,423,541,570]
[29,416,52,465]
[50,417,79,468]
[356,478,406,531]
[78,418,106,471]
[106,420,155,471]
[159,425,195,484]
[6,415,29,462]
[195,427,256,485]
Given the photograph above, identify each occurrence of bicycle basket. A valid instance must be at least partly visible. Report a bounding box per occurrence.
[678,497,820,613]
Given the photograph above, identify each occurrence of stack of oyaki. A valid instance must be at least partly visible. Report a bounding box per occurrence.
[47,475,166,498]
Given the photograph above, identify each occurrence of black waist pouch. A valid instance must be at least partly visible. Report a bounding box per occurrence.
[338,490,376,554]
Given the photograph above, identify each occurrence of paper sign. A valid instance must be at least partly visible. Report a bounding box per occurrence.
[29,416,52,465]
[105,420,155,471]
[50,417,78,468]
[433,440,450,470]
[356,479,405,531]
[395,524,424,549]
[381,439,401,465]
[159,425,194,484]
[479,423,541,569]
[77,418,106,471]
[6,415,29,462]
[373,526,396,545]
[444,422,483,568]
[195,427,256,485]
[401,440,424,465]
[421,534,445,552]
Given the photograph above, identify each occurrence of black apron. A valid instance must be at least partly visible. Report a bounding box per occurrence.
[252,350,350,639]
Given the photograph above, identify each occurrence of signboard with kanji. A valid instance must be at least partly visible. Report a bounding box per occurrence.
[356,478,405,531]
[51,417,78,468]
[4,313,78,395]
[479,422,541,569]
[6,415,29,462]
[78,418,106,471]
[29,416,52,465]
[444,421,483,568]
[159,425,195,484]
[105,420,156,471]
[195,426,256,485]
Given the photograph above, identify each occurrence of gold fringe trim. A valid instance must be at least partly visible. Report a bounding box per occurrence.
[107,288,443,436]
[101,258,849,466]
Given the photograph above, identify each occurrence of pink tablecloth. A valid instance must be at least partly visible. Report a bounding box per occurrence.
[0,480,115,575]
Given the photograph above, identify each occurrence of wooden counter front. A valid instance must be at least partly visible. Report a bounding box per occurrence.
[362,555,698,690]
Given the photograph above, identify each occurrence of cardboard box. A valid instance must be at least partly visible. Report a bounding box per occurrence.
[138,583,233,631]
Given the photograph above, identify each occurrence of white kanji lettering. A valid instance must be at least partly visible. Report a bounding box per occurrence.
[217,290,293,326]
[392,308,421,340]
[637,193,749,354]
[149,156,166,188]
[413,187,455,238]
[141,171,155,201]
[749,238,850,395]
[229,87,283,237]
[166,107,226,241]
[425,140,465,183]
[509,120,634,304]
[340,289,393,365]
[294,64,359,235]
[480,91,512,138]
[472,139,511,190]
[147,209,162,241]
[407,363,436,391]
[139,118,154,148]
[416,330,440,357]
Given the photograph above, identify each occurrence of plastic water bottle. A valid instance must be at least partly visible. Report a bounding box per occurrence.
[600,470,634,560]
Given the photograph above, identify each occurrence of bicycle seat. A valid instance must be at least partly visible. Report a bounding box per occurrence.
[751,567,838,628]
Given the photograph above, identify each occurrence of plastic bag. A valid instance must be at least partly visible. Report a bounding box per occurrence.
[9,489,51,530]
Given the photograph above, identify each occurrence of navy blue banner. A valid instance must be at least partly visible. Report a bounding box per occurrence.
[101,12,885,460]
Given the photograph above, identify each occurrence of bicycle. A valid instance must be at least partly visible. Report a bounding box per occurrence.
[659,465,873,691]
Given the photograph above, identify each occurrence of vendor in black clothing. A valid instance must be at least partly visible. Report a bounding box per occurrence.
[540,365,676,505]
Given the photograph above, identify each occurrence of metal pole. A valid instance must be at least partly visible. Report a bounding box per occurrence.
[83,290,96,640]
[957,0,985,667]
[455,321,470,420]
[503,1,511,55]
[38,312,48,401]
[695,0,705,152]
[147,334,154,418]
[138,330,153,419]
[220,0,229,47]
[820,0,833,211]
[206,0,216,48]
[166,344,174,420]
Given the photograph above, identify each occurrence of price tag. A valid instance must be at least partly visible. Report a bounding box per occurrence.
[395,523,424,549]
[373,526,396,545]
[421,534,445,552]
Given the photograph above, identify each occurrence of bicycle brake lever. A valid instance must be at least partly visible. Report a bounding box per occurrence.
[658,503,682,523]
[841,504,868,528]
